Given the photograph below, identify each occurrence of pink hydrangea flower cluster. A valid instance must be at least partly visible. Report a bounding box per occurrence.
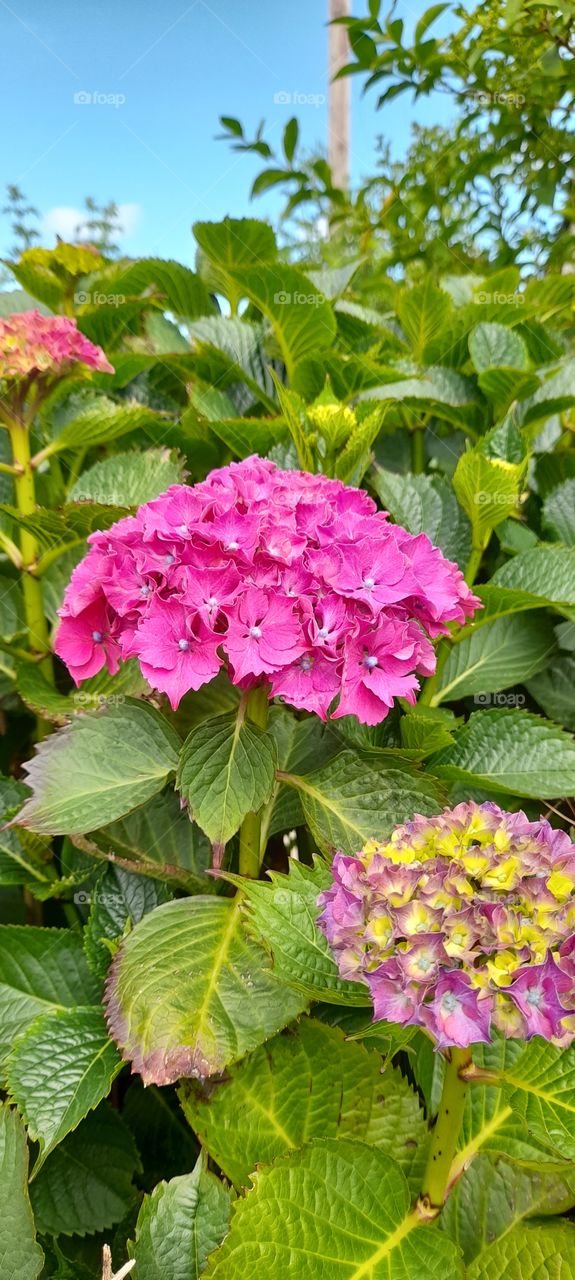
[0,310,113,381]
[55,456,478,719]
[317,801,575,1049]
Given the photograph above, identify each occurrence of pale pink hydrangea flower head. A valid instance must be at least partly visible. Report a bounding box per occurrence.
[55,456,479,718]
[317,801,575,1049]
[0,310,113,381]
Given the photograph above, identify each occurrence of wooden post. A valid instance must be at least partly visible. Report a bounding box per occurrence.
[328,0,350,190]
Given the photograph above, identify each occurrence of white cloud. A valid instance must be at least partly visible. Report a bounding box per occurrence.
[42,202,142,243]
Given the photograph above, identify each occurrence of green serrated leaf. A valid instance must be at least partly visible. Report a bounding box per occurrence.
[467,1222,575,1279]
[29,1102,140,1238]
[491,546,575,605]
[397,280,452,360]
[434,613,557,703]
[7,1007,122,1174]
[17,701,180,835]
[440,1152,575,1264]
[279,749,443,855]
[45,399,172,456]
[453,449,525,543]
[180,1018,426,1191]
[84,864,172,980]
[0,926,100,1077]
[496,1039,575,1162]
[204,1139,463,1279]
[469,323,529,373]
[92,789,213,892]
[0,1104,44,1280]
[105,897,306,1085]
[177,711,277,848]
[429,707,575,798]
[239,859,370,1005]
[68,449,186,507]
[131,1153,231,1280]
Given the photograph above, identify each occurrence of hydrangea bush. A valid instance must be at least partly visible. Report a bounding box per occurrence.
[1,223,575,1279]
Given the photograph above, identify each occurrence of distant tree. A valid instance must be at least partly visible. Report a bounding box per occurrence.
[2,185,40,259]
[339,0,575,270]
[75,197,121,256]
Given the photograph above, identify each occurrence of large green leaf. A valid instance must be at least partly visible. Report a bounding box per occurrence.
[0,503,126,563]
[225,264,337,379]
[434,613,557,703]
[205,1139,463,1278]
[467,1223,575,1279]
[68,449,185,507]
[453,449,525,542]
[454,1038,573,1176]
[43,399,172,456]
[526,653,575,730]
[0,926,99,1076]
[440,1152,575,1265]
[180,1018,426,1191]
[194,217,277,312]
[542,478,575,545]
[187,316,276,408]
[91,790,213,892]
[84,864,172,980]
[131,1153,232,1280]
[17,701,180,835]
[397,280,452,359]
[494,1039,575,1163]
[363,367,483,431]
[429,708,575,798]
[0,1105,44,1280]
[86,256,212,321]
[16,656,147,724]
[371,465,471,569]
[491,545,575,604]
[177,712,277,851]
[520,359,575,429]
[238,859,370,1005]
[105,897,306,1085]
[7,1007,122,1173]
[279,749,443,855]
[29,1103,140,1238]
[477,368,540,417]
[206,415,287,459]
[468,323,529,372]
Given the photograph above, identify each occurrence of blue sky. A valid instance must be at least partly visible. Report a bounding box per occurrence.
[1,0,454,263]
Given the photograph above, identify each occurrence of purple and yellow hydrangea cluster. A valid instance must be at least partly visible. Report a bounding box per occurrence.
[317,802,575,1048]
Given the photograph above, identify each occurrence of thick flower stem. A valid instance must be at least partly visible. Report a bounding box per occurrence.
[8,418,53,690]
[464,544,484,587]
[411,427,426,475]
[238,685,270,880]
[417,1045,472,1218]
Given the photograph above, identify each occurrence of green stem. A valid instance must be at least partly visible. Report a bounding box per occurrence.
[417,637,450,707]
[464,544,484,587]
[418,1045,472,1218]
[238,685,270,879]
[7,417,53,691]
[411,427,426,475]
